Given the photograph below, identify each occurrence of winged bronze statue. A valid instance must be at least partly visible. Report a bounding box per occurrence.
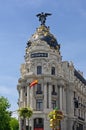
[36,12,52,25]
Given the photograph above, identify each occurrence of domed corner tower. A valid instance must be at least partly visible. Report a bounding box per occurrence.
[17,12,63,130]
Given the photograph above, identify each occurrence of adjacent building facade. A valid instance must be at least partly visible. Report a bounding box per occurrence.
[17,13,86,130]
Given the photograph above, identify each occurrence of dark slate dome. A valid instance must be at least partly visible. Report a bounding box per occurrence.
[27,25,60,50]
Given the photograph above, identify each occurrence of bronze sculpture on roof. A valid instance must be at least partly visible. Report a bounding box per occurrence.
[36,12,52,25]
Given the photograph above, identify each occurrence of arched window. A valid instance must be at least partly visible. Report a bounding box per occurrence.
[51,66,55,75]
[37,66,42,74]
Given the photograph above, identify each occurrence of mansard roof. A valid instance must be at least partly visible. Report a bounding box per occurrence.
[74,69,86,85]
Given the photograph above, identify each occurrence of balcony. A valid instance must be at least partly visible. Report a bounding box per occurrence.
[74,98,79,108]
[78,103,86,108]
[36,91,43,94]
[78,116,85,121]
[51,91,57,95]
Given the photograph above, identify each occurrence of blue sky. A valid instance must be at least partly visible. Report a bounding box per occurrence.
[0,0,86,117]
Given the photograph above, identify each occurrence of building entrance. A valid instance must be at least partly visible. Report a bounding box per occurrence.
[34,118,44,130]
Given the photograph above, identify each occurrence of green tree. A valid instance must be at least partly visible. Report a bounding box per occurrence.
[18,107,33,130]
[0,96,11,130]
[10,117,19,130]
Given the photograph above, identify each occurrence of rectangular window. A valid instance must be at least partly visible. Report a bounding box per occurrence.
[52,85,57,95]
[36,84,42,94]
[52,100,56,109]
[36,99,43,110]
[52,85,55,92]
[37,66,42,75]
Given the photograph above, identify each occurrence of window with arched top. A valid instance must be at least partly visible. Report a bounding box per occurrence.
[51,66,55,75]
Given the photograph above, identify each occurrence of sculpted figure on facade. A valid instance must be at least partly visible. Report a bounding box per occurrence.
[20,64,27,77]
[26,62,31,70]
[28,61,35,72]
[43,62,50,72]
[57,63,63,77]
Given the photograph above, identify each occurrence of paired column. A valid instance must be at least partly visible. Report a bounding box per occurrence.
[44,82,52,109]
[44,83,47,109]
[20,88,23,102]
[58,85,63,110]
[49,83,52,109]
[30,87,34,108]
[59,86,63,110]
[27,86,30,107]
[27,85,34,108]
[20,88,24,107]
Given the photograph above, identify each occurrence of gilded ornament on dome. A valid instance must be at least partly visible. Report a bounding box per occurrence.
[44,32,48,36]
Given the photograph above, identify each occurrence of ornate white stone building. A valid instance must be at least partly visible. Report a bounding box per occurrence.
[17,13,86,130]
